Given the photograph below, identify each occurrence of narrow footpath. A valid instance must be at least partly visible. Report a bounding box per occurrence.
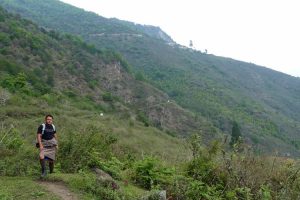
[37,181,78,200]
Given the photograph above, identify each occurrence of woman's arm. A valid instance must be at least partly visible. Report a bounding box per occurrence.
[54,133,58,149]
[37,133,43,150]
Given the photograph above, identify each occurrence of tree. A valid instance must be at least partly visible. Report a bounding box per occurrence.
[230,121,241,148]
[1,73,28,92]
[189,40,193,48]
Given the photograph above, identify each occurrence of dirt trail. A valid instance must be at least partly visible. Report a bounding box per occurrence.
[37,181,78,200]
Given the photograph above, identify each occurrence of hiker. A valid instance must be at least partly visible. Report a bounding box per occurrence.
[37,114,58,177]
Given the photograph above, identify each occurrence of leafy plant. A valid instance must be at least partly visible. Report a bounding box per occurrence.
[132,156,174,190]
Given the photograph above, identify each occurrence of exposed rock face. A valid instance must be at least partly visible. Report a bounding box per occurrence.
[135,24,174,44]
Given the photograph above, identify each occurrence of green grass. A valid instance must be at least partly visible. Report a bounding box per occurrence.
[0,92,189,199]
[45,172,147,199]
[0,177,60,200]
[0,91,191,165]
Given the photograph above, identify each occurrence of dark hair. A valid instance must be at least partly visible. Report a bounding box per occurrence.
[45,114,54,120]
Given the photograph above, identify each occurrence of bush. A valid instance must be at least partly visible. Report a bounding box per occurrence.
[102,92,114,102]
[0,127,38,176]
[131,156,174,190]
[58,126,117,173]
[136,111,150,127]
[1,73,31,94]
[88,155,123,180]
[185,180,222,200]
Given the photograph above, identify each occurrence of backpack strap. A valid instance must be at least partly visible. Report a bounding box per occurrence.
[41,123,55,135]
[42,123,46,135]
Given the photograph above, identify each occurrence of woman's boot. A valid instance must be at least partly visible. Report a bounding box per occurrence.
[40,159,46,177]
[49,161,54,174]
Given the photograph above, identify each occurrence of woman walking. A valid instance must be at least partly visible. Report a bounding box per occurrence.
[37,114,58,177]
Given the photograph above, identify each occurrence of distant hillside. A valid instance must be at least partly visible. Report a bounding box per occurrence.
[1,0,300,156]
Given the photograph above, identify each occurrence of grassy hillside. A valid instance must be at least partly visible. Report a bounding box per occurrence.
[1,0,299,155]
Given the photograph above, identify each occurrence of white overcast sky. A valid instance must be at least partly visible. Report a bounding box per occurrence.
[60,0,300,77]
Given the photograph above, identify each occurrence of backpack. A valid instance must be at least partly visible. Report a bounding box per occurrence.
[35,123,56,148]
[41,123,56,135]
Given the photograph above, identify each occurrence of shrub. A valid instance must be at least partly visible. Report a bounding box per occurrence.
[0,127,38,176]
[88,155,123,180]
[0,32,11,46]
[1,73,31,94]
[102,92,114,102]
[131,156,174,190]
[136,111,150,127]
[58,126,117,173]
[185,180,222,200]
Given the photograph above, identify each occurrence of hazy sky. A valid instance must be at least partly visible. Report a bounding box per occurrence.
[60,0,300,77]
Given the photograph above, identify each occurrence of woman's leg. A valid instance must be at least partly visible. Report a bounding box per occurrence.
[40,159,46,177]
[49,159,54,173]
[39,149,46,177]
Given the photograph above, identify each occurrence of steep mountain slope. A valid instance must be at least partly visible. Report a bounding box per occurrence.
[0,6,215,139]
[1,0,300,155]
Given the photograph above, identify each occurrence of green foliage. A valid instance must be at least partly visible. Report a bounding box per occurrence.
[185,180,222,200]
[136,111,150,127]
[114,52,132,73]
[1,73,30,94]
[88,79,98,89]
[135,71,146,81]
[102,92,114,102]
[186,142,222,186]
[89,155,123,180]
[59,126,117,173]
[0,58,53,95]
[0,127,23,150]
[0,127,37,176]
[0,32,10,46]
[0,58,21,75]
[131,156,174,190]
[259,185,272,200]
